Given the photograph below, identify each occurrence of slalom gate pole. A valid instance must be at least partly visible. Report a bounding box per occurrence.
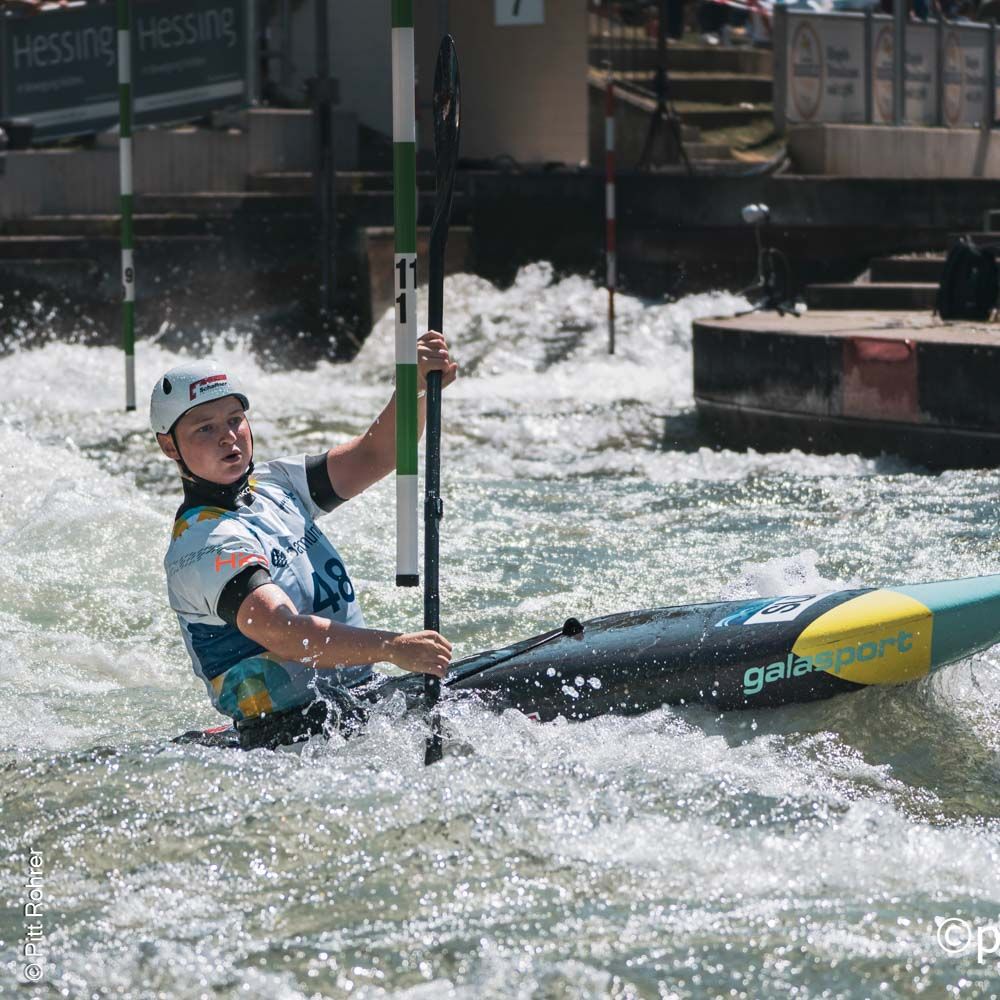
[606,77,616,356]
[392,0,419,588]
[117,0,135,411]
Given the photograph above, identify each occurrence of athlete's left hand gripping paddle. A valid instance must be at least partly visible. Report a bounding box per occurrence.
[424,35,461,766]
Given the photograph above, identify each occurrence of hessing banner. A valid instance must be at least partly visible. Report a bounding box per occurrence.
[0,0,252,141]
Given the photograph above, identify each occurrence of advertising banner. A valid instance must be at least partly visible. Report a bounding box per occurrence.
[785,13,866,124]
[0,0,252,141]
[871,22,937,125]
[779,10,994,130]
[945,25,988,126]
[904,24,936,125]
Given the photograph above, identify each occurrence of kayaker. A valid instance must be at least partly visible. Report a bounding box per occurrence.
[151,332,458,750]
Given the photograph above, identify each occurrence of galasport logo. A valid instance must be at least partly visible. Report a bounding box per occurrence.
[189,373,229,400]
[215,552,267,572]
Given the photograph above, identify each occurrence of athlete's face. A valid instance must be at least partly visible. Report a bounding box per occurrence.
[157,396,252,484]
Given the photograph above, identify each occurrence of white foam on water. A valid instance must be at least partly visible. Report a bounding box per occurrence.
[1,264,999,997]
[717,548,861,602]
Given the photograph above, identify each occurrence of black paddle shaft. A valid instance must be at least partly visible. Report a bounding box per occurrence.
[424,36,460,761]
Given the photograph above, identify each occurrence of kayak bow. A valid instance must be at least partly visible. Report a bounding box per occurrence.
[444,572,1000,718]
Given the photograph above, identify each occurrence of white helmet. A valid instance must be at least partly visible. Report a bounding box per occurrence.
[149,360,250,436]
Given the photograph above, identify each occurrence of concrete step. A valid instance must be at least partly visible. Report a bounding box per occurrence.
[682,142,736,160]
[0,258,102,293]
[646,158,768,176]
[138,192,312,215]
[985,209,1000,230]
[869,255,945,283]
[588,75,702,143]
[618,71,772,104]
[674,105,773,129]
[0,234,222,258]
[136,190,470,227]
[0,214,211,237]
[589,43,772,75]
[805,282,939,310]
[340,190,472,227]
[247,170,443,194]
[947,232,1000,250]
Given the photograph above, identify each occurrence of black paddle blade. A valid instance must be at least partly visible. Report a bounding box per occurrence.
[433,35,461,180]
[427,35,461,335]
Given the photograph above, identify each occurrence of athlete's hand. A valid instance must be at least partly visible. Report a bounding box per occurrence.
[387,630,453,678]
[418,331,458,391]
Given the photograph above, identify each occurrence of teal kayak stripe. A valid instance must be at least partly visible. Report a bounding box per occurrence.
[895,574,1000,669]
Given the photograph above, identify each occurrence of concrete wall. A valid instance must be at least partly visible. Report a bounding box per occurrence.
[275,2,587,163]
[415,0,588,165]
[0,109,357,217]
[693,315,1000,467]
[790,124,1000,178]
[280,0,392,136]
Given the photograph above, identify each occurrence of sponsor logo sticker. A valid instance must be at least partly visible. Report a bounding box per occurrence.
[215,552,267,573]
[743,629,916,696]
[189,373,229,400]
[741,593,831,625]
[715,598,773,628]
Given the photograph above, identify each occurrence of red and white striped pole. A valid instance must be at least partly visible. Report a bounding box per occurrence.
[605,78,617,356]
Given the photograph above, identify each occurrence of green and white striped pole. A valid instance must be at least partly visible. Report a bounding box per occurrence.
[117,0,136,412]
[392,0,419,587]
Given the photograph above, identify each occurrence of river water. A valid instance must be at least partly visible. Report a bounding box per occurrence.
[3,262,1000,998]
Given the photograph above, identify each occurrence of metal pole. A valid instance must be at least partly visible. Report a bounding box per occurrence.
[0,18,7,124]
[605,78,617,356]
[246,0,257,106]
[987,21,996,130]
[893,0,906,125]
[935,12,944,126]
[117,0,135,412]
[280,0,292,94]
[656,0,667,109]
[313,0,335,315]
[864,9,874,124]
[639,0,669,166]
[774,5,788,133]
[392,0,419,588]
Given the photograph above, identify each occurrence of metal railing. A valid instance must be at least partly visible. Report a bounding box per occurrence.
[589,1,663,97]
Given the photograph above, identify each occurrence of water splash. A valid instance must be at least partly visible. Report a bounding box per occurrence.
[1,265,999,997]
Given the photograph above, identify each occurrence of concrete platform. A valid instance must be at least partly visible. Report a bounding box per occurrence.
[693,310,1000,468]
[788,124,1000,180]
[869,256,945,283]
[804,282,938,311]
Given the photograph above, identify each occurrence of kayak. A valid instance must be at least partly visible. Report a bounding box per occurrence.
[174,573,1000,749]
